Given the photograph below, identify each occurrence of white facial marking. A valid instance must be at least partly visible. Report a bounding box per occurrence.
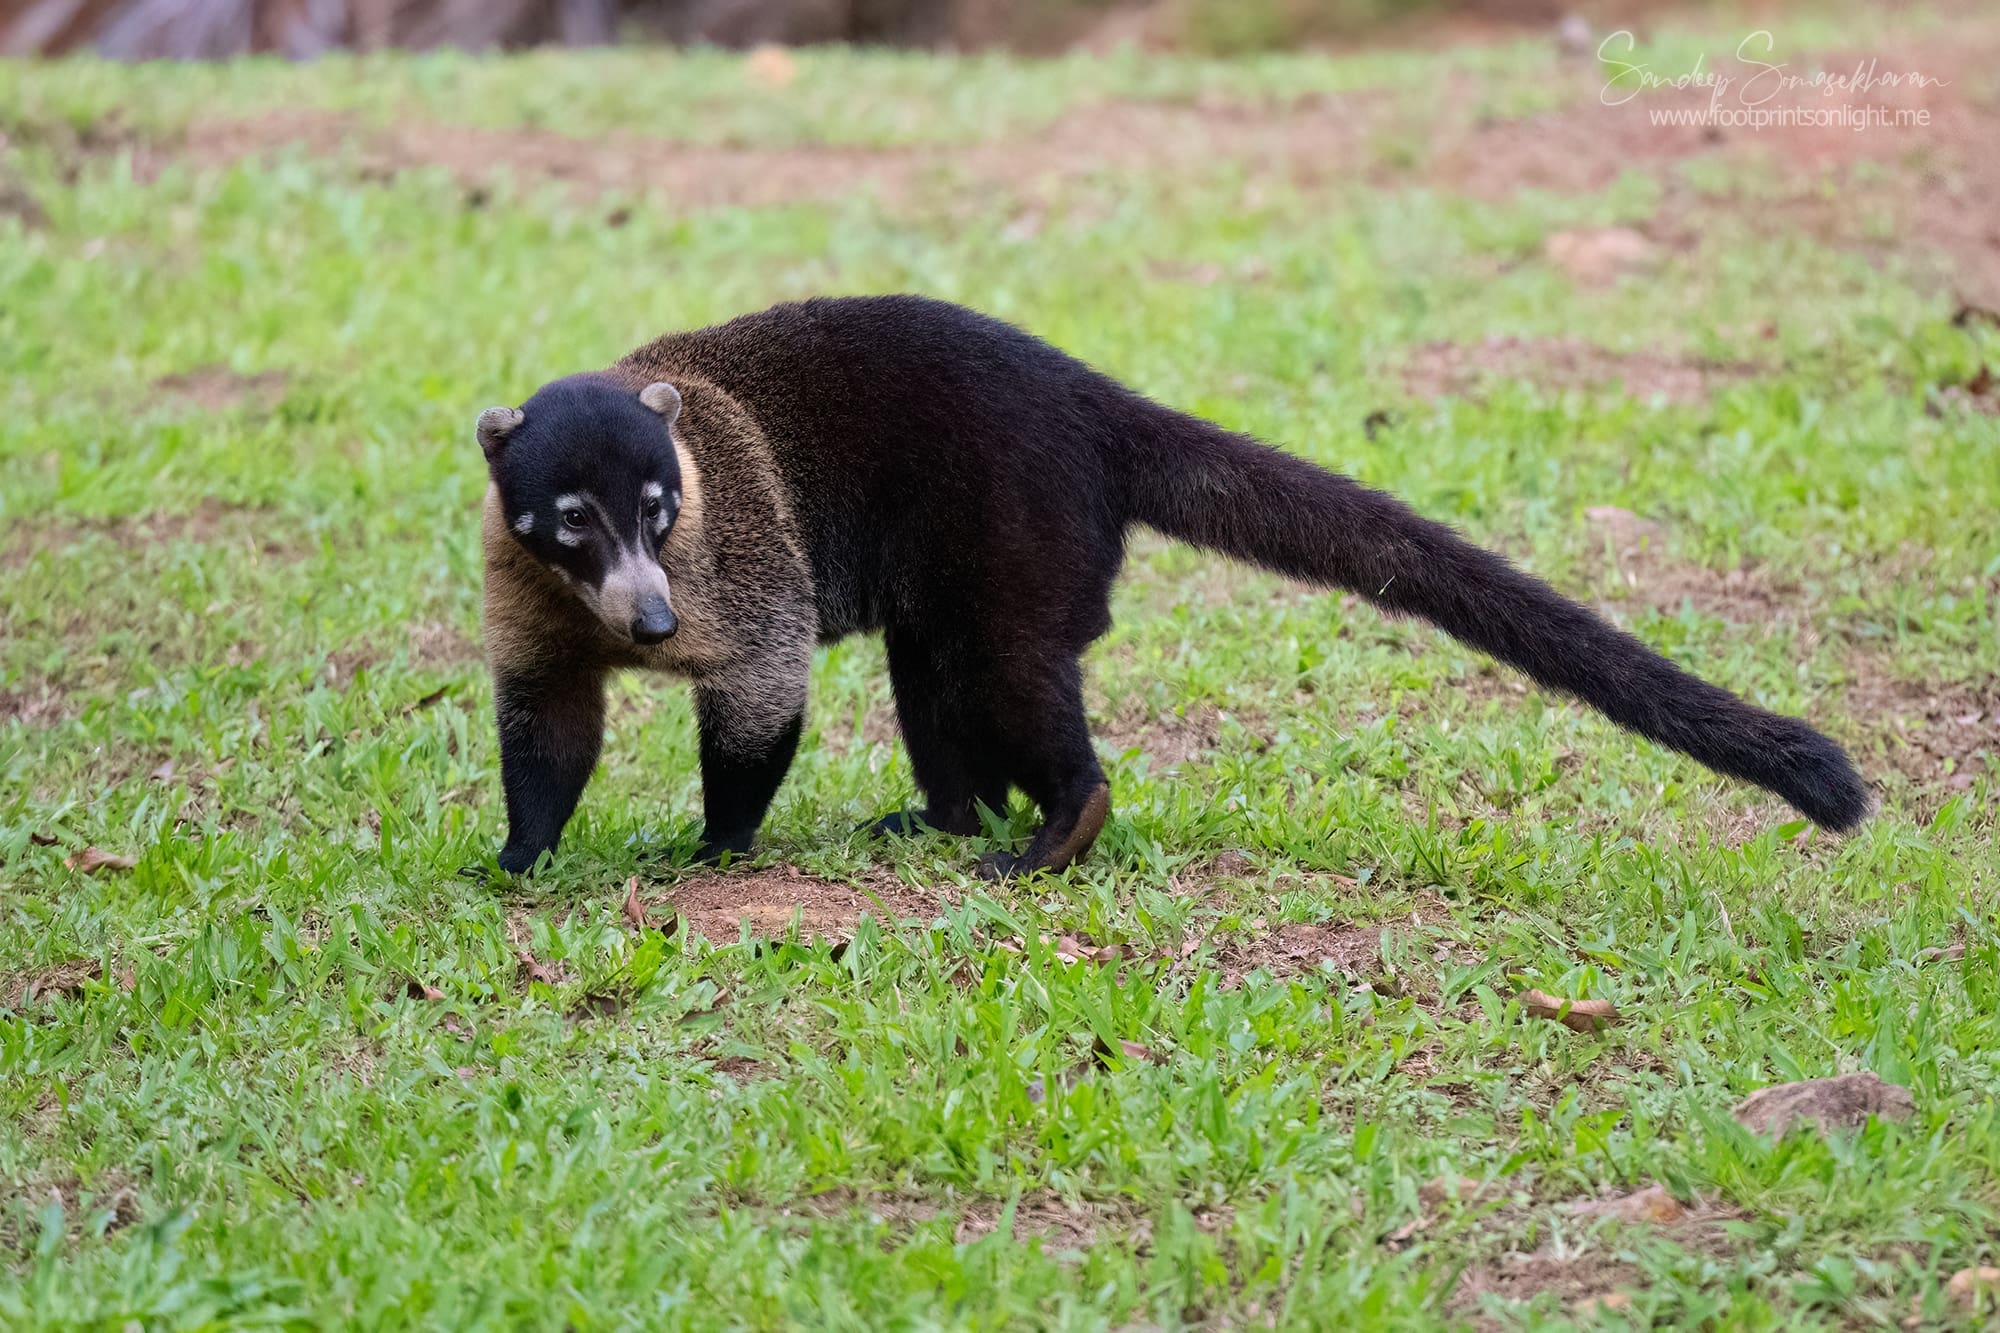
[513,513,535,534]
[642,481,664,500]
[553,492,588,547]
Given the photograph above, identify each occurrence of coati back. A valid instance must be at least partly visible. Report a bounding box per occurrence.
[473,295,1868,877]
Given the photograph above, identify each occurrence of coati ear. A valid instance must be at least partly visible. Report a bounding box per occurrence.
[638,381,682,430]
[476,405,525,460]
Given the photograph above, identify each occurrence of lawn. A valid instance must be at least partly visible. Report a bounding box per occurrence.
[2,6,1998,1328]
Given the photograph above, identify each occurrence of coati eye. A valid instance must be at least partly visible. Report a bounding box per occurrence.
[562,508,588,530]
[643,498,662,520]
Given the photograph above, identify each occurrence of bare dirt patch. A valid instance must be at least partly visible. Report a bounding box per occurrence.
[1098,699,1270,769]
[1401,336,1761,408]
[0,680,73,728]
[1207,918,1382,987]
[640,865,952,943]
[2,958,133,1009]
[1579,505,1804,626]
[1451,1188,1745,1324]
[1840,663,1997,787]
[1,497,296,570]
[149,94,1386,213]
[154,365,289,412]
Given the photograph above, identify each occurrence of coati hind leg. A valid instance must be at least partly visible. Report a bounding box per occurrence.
[866,631,1010,839]
[980,655,1110,879]
[491,667,609,875]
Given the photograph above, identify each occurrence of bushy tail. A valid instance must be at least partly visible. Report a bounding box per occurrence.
[1111,402,1870,831]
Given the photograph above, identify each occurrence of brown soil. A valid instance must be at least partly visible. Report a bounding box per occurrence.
[154,365,290,411]
[0,680,72,728]
[639,865,953,943]
[1841,663,1997,785]
[1401,336,1761,407]
[1,497,297,570]
[1579,505,1803,626]
[1098,700,1267,769]
[1207,917,1382,987]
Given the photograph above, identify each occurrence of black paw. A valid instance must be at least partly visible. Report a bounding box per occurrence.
[861,809,931,838]
[692,837,753,867]
[976,850,1021,881]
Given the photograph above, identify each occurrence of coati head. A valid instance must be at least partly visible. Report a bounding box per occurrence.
[477,373,687,645]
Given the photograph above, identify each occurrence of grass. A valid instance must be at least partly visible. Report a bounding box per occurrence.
[3,9,1999,1329]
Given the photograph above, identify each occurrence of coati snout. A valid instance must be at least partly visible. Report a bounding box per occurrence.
[477,375,686,646]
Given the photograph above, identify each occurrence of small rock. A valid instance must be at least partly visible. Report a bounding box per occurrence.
[1545,227,1661,286]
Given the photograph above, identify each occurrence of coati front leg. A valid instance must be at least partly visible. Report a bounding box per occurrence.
[493,667,608,875]
[692,667,807,862]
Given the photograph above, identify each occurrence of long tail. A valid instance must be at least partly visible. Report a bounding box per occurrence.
[1109,400,1870,831]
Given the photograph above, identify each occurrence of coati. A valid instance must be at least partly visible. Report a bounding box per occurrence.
[473,294,1868,877]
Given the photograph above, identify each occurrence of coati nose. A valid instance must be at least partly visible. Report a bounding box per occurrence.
[631,598,677,645]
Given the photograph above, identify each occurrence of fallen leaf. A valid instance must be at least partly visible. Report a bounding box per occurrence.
[516,949,557,985]
[29,831,58,847]
[402,979,445,1002]
[149,759,175,782]
[1732,1071,1914,1136]
[65,846,137,874]
[1091,1035,1159,1067]
[622,876,650,931]
[1918,943,1967,964]
[1568,1183,1689,1223]
[1417,1175,1488,1210]
[745,43,796,87]
[1053,934,1125,964]
[1571,1290,1633,1315]
[1947,1266,2000,1307]
[1516,988,1621,1032]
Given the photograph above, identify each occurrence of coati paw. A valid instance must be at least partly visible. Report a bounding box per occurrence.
[692,838,753,867]
[976,850,1022,881]
[862,809,931,838]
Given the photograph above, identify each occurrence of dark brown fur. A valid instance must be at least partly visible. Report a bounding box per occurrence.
[475,295,1868,877]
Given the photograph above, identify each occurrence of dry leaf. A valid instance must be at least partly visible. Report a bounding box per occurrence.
[1732,1071,1914,1136]
[1053,934,1125,964]
[29,831,59,847]
[1417,1174,1488,1210]
[402,979,445,1001]
[1918,943,1967,964]
[1091,1035,1158,1067]
[745,43,796,87]
[1947,1266,2000,1306]
[516,949,557,985]
[65,846,137,873]
[149,759,176,782]
[1516,989,1621,1032]
[1568,1183,1689,1224]
[1571,1290,1633,1315]
[621,876,650,931]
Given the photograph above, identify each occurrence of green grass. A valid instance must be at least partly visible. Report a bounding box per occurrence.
[3,12,1999,1330]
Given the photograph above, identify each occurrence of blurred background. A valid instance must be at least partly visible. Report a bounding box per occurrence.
[3,0,1718,57]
